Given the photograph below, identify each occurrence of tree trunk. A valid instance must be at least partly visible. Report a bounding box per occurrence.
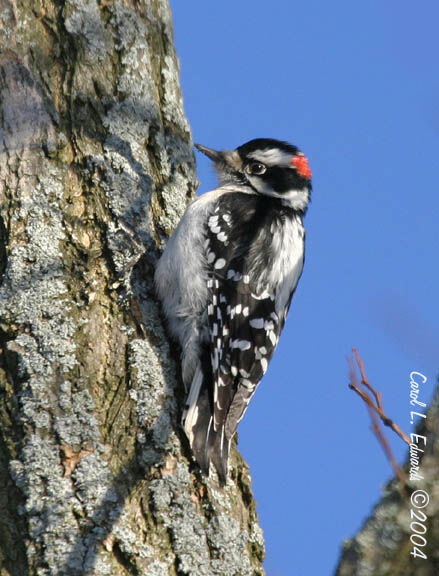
[0,1,265,575]
[335,393,439,576]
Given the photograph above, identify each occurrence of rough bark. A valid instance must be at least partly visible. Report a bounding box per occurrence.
[0,1,265,575]
[335,393,439,576]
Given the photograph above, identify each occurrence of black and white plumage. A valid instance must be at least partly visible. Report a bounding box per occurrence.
[155,138,311,485]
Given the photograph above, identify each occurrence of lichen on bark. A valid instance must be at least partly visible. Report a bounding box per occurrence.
[0,1,265,575]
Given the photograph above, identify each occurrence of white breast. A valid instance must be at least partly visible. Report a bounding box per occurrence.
[267,215,305,315]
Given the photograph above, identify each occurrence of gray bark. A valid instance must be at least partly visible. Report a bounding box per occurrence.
[0,1,265,575]
[335,393,439,576]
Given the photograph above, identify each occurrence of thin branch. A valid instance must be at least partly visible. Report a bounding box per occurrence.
[353,348,383,411]
[348,349,411,484]
[349,349,411,445]
[368,406,407,484]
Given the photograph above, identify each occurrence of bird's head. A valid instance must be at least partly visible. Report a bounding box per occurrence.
[195,138,312,211]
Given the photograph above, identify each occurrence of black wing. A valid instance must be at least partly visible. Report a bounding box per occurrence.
[203,194,286,479]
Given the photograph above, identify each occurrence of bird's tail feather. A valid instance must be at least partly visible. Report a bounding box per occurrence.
[182,366,210,474]
[182,365,230,485]
[182,365,203,440]
[208,425,230,487]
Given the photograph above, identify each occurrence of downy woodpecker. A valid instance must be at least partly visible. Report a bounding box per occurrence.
[155,138,312,485]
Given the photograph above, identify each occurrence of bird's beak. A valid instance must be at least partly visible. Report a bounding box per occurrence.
[195,144,242,173]
[194,143,223,162]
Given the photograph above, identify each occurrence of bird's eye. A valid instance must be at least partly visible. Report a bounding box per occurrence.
[246,161,266,175]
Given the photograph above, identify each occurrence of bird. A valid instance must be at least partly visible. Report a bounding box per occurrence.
[155,138,312,485]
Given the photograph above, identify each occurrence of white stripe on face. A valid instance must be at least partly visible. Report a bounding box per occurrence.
[247,148,293,166]
[246,173,310,210]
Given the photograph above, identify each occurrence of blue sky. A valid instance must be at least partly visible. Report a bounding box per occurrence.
[170,1,439,574]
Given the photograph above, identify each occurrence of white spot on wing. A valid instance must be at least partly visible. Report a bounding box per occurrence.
[268,331,277,346]
[212,349,219,370]
[231,339,251,350]
[241,378,255,389]
[251,289,271,300]
[218,377,227,387]
[214,258,226,269]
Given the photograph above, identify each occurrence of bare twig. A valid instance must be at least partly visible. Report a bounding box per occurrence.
[348,349,410,484]
[368,407,407,484]
[353,348,383,410]
[349,349,411,445]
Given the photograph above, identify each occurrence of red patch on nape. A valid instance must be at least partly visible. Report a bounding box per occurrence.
[290,155,312,179]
